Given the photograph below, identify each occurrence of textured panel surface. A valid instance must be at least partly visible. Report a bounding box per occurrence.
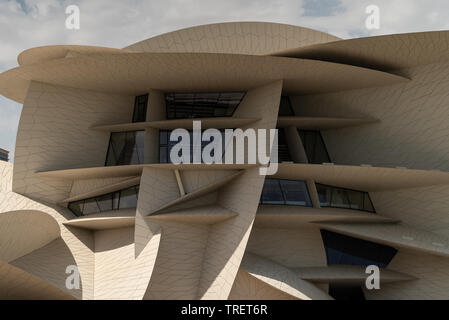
[229,269,298,300]
[124,22,339,55]
[13,81,134,203]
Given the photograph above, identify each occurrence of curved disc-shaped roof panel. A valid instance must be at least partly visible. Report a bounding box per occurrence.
[17,45,130,66]
[271,30,449,72]
[123,21,340,55]
[0,210,60,263]
[0,52,407,104]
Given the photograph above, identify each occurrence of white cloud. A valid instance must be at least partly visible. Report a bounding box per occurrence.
[1,0,449,161]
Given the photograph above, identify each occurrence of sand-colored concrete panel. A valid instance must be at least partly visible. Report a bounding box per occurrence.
[241,253,333,300]
[246,226,327,268]
[293,265,416,284]
[255,205,398,229]
[0,162,95,299]
[0,260,76,300]
[36,164,256,180]
[149,204,238,225]
[63,176,140,204]
[365,248,449,300]
[291,61,449,173]
[0,210,60,262]
[13,81,134,203]
[371,185,449,237]
[63,209,136,230]
[152,171,244,214]
[135,167,178,256]
[277,116,377,130]
[318,222,449,257]
[18,45,130,66]
[271,30,449,73]
[124,22,340,55]
[0,52,408,104]
[274,163,449,191]
[93,226,161,300]
[90,117,260,132]
[197,81,283,299]
[229,269,298,300]
[142,220,210,300]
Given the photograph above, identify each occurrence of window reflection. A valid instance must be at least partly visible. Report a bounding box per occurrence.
[68,185,140,217]
[260,179,312,207]
[316,183,375,213]
[298,130,331,165]
[105,131,144,166]
[132,94,148,123]
[165,92,246,119]
[320,230,397,268]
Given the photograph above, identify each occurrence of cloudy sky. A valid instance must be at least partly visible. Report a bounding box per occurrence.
[1,0,449,161]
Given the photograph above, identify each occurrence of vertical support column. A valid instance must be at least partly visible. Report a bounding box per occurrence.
[197,80,283,300]
[144,89,166,164]
[285,126,308,163]
[144,128,159,164]
[307,179,321,208]
[146,89,166,122]
[174,169,186,196]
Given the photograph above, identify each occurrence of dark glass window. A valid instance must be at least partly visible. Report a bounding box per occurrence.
[320,230,397,268]
[165,92,245,119]
[105,131,144,166]
[260,179,284,205]
[159,130,225,164]
[277,128,293,162]
[298,130,331,164]
[132,94,148,123]
[68,185,140,217]
[119,186,139,209]
[278,96,294,116]
[316,184,375,213]
[260,179,312,207]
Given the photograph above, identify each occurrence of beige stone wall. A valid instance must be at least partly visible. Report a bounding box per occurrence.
[371,185,449,237]
[0,260,75,300]
[229,269,298,300]
[365,248,449,300]
[198,81,283,299]
[143,221,210,300]
[246,226,327,268]
[0,161,95,299]
[14,81,134,203]
[291,61,449,172]
[93,226,160,300]
[0,210,60,262]
[288,61,449,300]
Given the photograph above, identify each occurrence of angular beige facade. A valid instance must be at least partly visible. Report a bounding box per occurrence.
[1,22,449,300]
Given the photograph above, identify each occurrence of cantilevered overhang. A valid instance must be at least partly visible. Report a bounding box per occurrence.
[17,45,131,66]
[274,163,449,192]
[36,163,449,192]
[293,265,416,284]
[255,206,398,228]
[36,164,256,180]
[0,52,408,104]
[270,30,449,72]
